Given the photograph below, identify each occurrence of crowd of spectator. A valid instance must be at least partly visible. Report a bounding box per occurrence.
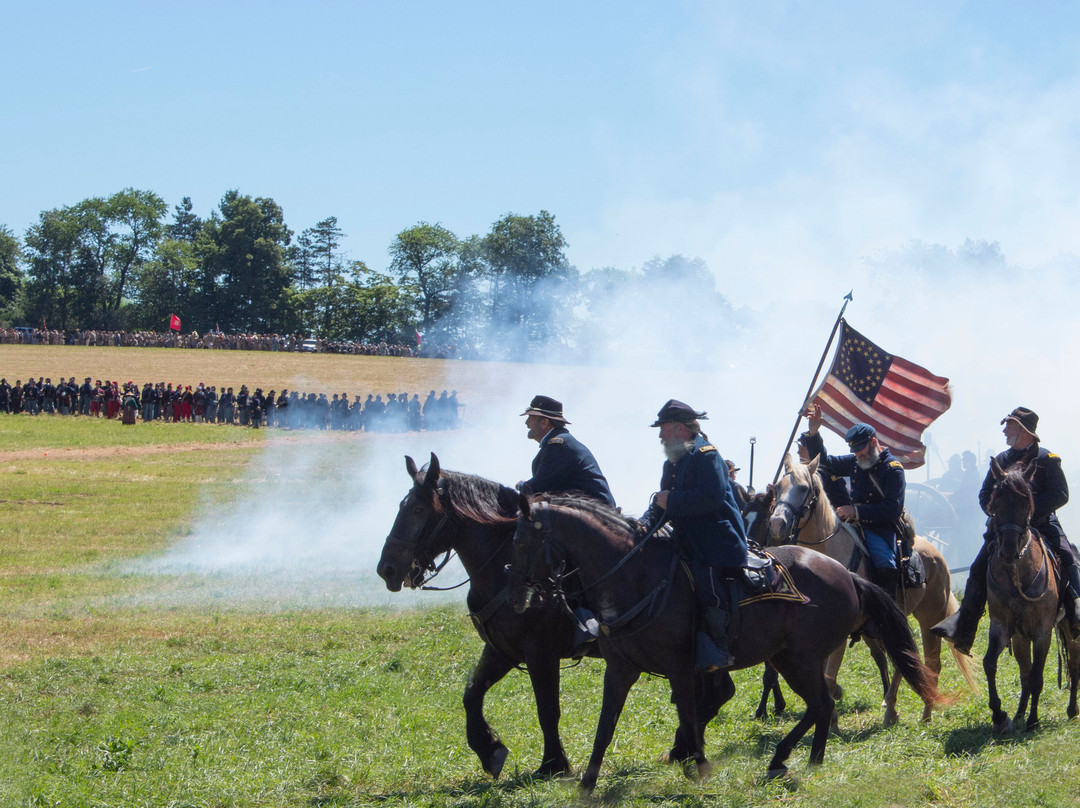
[0,327,481,360]
[0,376,463,432]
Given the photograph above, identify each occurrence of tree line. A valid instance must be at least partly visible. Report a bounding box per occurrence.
[0,189,746,363]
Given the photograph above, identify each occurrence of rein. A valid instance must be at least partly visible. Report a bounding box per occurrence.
[775,473,842,547]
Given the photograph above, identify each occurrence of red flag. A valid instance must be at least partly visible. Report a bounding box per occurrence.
[169,314,181,331]
[415,329,423,346]
[811,320,951,469]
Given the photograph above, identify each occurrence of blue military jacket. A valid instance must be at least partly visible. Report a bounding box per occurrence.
[661,434,748,569]
[525,427,616,507]
[816,439,905,534]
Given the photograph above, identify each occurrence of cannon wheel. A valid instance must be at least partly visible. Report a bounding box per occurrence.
[905,482,958,552]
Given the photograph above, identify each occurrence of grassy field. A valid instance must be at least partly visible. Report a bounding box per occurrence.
[2,348,1080,807]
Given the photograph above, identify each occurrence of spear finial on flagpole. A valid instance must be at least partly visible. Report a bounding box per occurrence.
[770,291,854,487]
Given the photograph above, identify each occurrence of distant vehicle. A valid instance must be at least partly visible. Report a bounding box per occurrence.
[300,338,318,353]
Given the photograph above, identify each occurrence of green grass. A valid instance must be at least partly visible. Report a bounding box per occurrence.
[0,413,264,452]
[2,417,1080,807]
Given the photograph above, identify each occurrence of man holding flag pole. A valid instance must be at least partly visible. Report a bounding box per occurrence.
[770,292,953,596]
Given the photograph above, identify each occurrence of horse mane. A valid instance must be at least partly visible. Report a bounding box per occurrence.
[532,493,638,543]
[433,469,519,527]
[990,464,1035,515]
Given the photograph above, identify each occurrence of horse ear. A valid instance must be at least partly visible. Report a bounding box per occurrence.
[518,491,531,518]
[783,453,794,472]
[991,456,1004,481]
[405,455,418,478]
[807,455,820,475]
[425,453,441,488]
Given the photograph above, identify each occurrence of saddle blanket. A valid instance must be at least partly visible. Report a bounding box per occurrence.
[738,548,810,607]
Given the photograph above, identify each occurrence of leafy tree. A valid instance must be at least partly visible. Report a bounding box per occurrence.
[0,226,23,315]
[310,216,345,287]
[289,230,318,292]
[129,238,200,331]
[480,210,574,350]
[389,222,459,330]
[102,188,168,319]
[197,190,293,333]
[22,207,89,330]
[168,197,202,243]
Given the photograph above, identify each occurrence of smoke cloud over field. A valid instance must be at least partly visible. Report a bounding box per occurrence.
[134,238,1080,607]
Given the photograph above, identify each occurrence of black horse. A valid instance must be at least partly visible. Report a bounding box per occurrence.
[508,494,941,791]
[376,454,733,778]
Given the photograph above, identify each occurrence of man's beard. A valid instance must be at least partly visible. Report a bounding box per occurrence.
[856,445,881,470]
[663,439,695,463]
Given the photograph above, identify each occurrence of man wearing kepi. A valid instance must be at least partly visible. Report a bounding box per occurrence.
[640,399,747,671]
[933,407,1080,654]
[803,413,905,598]
[518,395,616,507]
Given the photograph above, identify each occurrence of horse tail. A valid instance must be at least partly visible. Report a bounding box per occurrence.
[854,576,949,708]
[943,591,979,690]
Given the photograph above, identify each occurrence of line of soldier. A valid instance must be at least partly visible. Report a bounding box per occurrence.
[0,377,463,432]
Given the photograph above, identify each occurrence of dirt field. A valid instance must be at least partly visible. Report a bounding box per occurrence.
[0,345,532,411]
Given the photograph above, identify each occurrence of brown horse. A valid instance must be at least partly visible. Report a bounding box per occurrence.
[984,458,1080,733]
[508,494,940,791]
[769,455,975,725]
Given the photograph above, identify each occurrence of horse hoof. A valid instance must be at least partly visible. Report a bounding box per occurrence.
[486,745,509,779]
[883,708,899,728]
[533,759,570,779]
[697,759,713,783]
[1025,719,1041,733]
[992,718,1012,736]
[764,765,789,782]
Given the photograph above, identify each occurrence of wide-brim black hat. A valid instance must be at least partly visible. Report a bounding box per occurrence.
[1001,407,1039,439]
[651,399,707,427]
[521,395,569,424]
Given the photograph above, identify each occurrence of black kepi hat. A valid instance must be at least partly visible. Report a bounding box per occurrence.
[845,423,876,451]
[521,395,569,424]
[1001,407,1039,439]
[651,399,707,427]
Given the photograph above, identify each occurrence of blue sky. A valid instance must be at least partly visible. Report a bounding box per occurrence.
[6,1,1080,307]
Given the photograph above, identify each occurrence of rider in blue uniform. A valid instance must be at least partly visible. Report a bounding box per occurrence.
[518,395,615,507]
[933,407,1080,654]
[803,412,905,598]
[640,399,748,671]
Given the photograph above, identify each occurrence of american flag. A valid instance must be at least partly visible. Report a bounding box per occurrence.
[811,320,951,468]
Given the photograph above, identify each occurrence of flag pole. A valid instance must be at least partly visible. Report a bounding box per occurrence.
[770,291,853,487]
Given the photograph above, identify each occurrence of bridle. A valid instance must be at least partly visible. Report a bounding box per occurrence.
[384,486,456,589]
[989,484,1047,601]
[773,471,827,545]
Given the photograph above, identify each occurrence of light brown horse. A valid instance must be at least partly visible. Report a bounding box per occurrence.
[769,455,975,725]
[984,458,1080,733]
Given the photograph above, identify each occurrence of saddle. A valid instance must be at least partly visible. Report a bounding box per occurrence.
[738,543,810,606]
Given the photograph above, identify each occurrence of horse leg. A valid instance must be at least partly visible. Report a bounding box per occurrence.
[823,644,846,731]
[525,653,571,777]
[580,661,641,793]
[755,663,784,719]
[1069,634,1080,720]
[670,671,734,762]
[1011,637,1034,729]
[768,654,834,778]
[984,624,1012,735]
[863,637,898,727]
[669,668,710,781]
[463,645,515,778]
[917,614,944,722]
[1024,636,1050,732]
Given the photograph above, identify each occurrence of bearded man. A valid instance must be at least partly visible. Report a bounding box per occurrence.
[803,419,905,597]
[640,399,748,671]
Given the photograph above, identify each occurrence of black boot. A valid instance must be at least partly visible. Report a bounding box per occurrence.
[700,607,735,671]
[931,545,989,655]
[872,566,900,600]
[1058,542,1080,634]
[696,631,732,673]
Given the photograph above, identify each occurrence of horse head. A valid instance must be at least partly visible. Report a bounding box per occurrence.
[508,494,564,614]
[988,457,1036,562]
[377,452,446,591]
[742,484,776,546]
[769,454,820,544]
